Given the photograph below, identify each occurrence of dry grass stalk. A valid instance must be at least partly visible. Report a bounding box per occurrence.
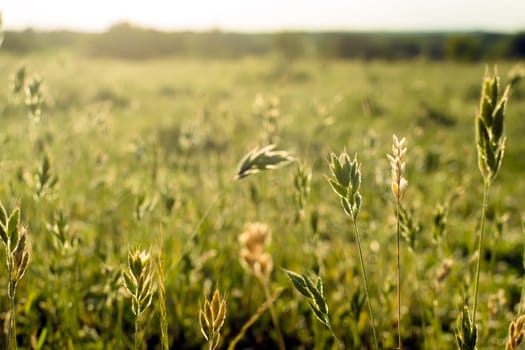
[0,204,31,350]
[388,135,408,200]
[123,248,155,350]
[506,315,525,350]
[199,288,227,350]
[388,134,408,350]
[157,232,169,350]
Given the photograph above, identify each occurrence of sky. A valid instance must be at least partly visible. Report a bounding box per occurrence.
[2,0,525,33]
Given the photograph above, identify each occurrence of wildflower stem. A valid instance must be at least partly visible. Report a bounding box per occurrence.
[473,180,490,324]
[396,196,402,350]
[352,217,380,350]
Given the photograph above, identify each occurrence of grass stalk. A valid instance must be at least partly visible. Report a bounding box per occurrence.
[352,217,379,350]
[228,288,283,350]
[157,231,169,350]
[7,262,17,350]
[396,195,402,350]
[387,134,407,350]
[472,181,490,324]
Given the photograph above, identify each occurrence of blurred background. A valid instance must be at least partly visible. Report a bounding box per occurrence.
[2,0,525,61]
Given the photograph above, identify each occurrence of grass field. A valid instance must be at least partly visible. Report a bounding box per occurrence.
[0,52,525,349]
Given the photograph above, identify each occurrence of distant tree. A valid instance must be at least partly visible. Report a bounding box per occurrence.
[273,32,305,60]
[445,35,482,62]
[503,32,525,58]
[87,22,187,59]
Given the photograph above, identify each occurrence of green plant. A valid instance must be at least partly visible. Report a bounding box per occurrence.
[327,151,379,350]
[456,306,477,350]
[293,163,312,221]
[472,68,510,327]
[284,269,343,348]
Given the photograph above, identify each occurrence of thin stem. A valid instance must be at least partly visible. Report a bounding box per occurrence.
[260,278,286,350]
[396,196,402,350]
[227,288,283,350]
[352,216,380,350]
[158,230,169,350]
[7,255,17,350]
[519,218,525,316]
[327,323,345,349]
[134,314,139,350]
[134,292,142,350]
[473,181,490,324]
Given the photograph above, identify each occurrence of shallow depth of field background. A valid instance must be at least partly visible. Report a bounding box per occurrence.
[1,4,525,349]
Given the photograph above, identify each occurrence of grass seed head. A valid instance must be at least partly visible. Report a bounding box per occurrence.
[236,144,294,179]
[199,288,227,350]
[476,68,509,184]
[124,248,155,316]
[388,134,407,200]
[506,315,525,350]
[327,151,362,219]
[239,222,273,279]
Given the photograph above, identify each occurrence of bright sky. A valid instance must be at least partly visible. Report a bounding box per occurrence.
[2,0,525,32]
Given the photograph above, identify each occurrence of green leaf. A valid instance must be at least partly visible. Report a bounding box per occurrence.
[480,95,493,126]
[123,272,136,294]
[283,269,311,298]
[309,301,330,328]
[8,208,20,252]
[303,274,328,315]
[491,95,506,142]
[0,202,8,226]
[327,178,347,199]
[354,192,362,212]
[341,198,352,217]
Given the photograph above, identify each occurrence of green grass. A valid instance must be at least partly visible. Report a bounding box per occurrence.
[0,52,524,349]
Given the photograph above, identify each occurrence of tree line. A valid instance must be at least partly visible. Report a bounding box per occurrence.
[2,22,525,61]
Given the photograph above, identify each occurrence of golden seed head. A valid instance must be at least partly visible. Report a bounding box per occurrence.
[239,222,273,279]
[199,288,227,346]
[238,222,271,253]
[388,134,407,199]
[507,314,525,350]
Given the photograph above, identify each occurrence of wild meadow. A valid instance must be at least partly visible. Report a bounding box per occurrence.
[1,45,525,349]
